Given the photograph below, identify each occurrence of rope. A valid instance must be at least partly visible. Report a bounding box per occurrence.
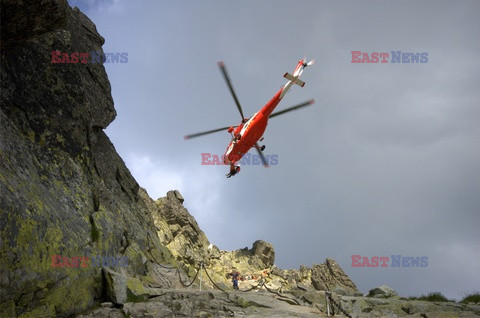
[262,282,282,296]
[156,257,318,313]
[261,282,301,305]
[176,264,202,287]
[201,265,265,293]
[202,265,229,293]
[163,258,299,304]
[326,292,353,318]
[157,263,177,270]
[154,253,200,288]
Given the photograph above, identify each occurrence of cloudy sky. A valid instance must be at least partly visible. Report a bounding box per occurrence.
[68,0,480,299]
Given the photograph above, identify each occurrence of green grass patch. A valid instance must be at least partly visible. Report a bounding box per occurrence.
[405,292,451,302]
[460,292,480,304]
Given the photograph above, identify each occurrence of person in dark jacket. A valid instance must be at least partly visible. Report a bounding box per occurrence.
[231,271,240,291]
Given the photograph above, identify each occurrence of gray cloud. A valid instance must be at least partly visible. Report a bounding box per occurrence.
[70,0,480,299]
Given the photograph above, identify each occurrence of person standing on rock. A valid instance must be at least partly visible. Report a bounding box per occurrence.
[231,271,240,291]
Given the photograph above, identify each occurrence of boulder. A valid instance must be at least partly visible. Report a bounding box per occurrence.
[102,268,127,305]
[310,259,360,296]
[299,265,312,282]
[173,190,184,203]
[351,297,374,315]
[126,277,149,302]
[251,240,275,267]
[368,285,398,298]
[371,302,409,316]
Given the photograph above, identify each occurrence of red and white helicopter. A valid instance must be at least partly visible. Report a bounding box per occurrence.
[184,59,315,177]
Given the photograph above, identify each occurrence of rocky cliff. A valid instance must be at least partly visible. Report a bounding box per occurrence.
[0,0,175,316]
[1,1,479,318]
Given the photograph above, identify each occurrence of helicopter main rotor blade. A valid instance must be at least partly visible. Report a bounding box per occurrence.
[218,61,246,121]
[184,126,232,140]
[254,143,269,168]
[269,99,315,119]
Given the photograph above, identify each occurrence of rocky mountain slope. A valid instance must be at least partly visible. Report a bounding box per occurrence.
[0,1,172,316]
[1,1,479,317]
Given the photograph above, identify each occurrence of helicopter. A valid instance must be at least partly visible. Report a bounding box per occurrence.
[184,59,315,178]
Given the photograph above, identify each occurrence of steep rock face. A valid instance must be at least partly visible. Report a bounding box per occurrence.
[0,1,172,317]
[153,190,211,266]
[310,258,359,294]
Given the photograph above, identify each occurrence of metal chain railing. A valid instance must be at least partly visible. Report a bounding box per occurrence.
[157,259,201,287]
[157,259,226,291]
[201,266,292,300]
[155,251,203,288]
[201,266,269,294]
[262,281,284,296]
[160,259,343,316]
[202,264,229,293]
[325,291,353,318]
[156,262,177,270]
[176,264,202,287]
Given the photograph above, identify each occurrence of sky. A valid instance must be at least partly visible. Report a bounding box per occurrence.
[68,0,480,300]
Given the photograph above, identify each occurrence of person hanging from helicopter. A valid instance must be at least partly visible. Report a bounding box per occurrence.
[226,164,240,178]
